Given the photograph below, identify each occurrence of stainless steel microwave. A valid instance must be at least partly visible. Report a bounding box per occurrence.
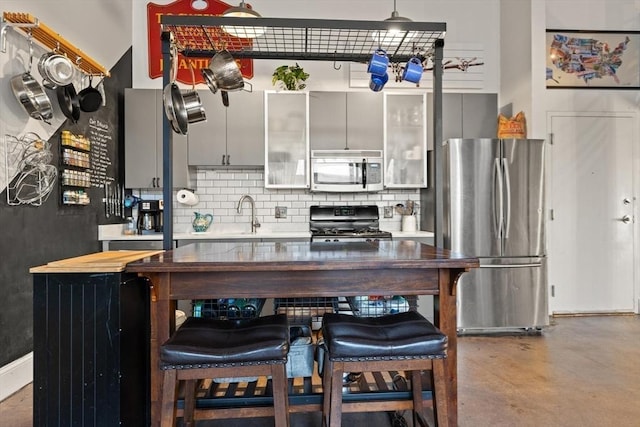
[310,149,384,192]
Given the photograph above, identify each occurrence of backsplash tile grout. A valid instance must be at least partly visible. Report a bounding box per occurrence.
[141,169,422,233]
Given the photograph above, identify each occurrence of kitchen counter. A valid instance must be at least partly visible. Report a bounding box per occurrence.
[127,240,477,426]
[98,224,434,243]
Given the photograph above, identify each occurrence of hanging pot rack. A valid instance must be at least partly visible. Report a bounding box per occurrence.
[1,12,110,77]
[161,15,446,64]
[157,15,447,251]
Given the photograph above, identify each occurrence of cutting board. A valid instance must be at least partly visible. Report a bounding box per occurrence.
[30,250,164,273]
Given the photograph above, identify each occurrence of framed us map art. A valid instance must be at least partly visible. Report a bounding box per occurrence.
[546,30,640,89]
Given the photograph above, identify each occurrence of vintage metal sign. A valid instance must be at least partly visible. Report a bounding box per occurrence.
[147,0,254,84]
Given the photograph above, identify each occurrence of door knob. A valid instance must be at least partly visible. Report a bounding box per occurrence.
[620,215,631,224]
[623,198,631,205]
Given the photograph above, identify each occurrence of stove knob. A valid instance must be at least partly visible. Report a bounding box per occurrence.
[333,239,339,242]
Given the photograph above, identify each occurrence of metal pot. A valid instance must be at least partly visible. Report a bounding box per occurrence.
[11,40,54,124]
[162,46,207,135]
[38,52,75,88]
[38,52,58,89]
[56,83,80,123]
[11,72,54,124]
[181,90,206,124]
[163,82,188,135]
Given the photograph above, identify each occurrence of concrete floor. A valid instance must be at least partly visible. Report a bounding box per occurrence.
[2,315,639,426]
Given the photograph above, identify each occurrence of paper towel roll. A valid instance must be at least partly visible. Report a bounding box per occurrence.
[176,189,199,206]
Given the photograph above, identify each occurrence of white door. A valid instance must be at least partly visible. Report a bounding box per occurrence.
[548,113,636,314]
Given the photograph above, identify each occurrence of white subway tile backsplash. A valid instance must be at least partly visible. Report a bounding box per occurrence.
[139,168,423,232]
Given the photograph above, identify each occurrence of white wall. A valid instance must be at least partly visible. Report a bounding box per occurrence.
[0,0,132,399]
[499,0,532,122]
[0,1,132,189]
[535,0,640,315]
[530,0,640,137]
[2,0,131,70]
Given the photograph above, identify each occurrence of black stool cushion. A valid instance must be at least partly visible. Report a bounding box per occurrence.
[160,314,289,369]
[321,311,447,360]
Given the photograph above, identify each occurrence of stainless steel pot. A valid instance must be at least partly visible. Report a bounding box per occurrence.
[38,52,75,88]
[162,52,207,135]
[38,52,58,89]
[11,72,54,124]
[163,82,188,135]
[182,90,206,124]
[12,40,54,124]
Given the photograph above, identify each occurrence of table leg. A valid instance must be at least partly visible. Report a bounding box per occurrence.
[437,268,459,427]
[149,273,173,427]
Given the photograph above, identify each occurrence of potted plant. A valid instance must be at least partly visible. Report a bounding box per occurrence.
[271,63,309,90]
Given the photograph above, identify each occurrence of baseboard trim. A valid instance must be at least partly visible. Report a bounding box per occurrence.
[0,352,33,401]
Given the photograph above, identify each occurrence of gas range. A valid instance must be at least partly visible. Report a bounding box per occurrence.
[309,205,392,243]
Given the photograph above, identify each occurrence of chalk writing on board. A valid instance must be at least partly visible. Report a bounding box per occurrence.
[88,117,113,187]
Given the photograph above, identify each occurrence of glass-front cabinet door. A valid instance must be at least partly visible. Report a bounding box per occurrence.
[383,92,427,188]
[264,91,309,188]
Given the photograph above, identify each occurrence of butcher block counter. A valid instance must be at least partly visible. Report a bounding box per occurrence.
[126,240,478,426]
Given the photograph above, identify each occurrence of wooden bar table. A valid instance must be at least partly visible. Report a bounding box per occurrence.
[126,240,478,426]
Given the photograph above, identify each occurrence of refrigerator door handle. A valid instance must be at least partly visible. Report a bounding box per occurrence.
[502,157,511,239]
[480,262,543,269]
[494,158,504,238]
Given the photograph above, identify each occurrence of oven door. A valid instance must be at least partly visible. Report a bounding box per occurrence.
[311,158,383,192]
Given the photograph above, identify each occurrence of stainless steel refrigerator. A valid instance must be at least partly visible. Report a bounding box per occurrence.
[442,138,548,333]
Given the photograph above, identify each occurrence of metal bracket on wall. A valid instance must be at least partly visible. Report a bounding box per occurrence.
[1,12,110,77]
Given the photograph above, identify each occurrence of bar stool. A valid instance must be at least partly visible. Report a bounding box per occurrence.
[320,311,449,427]
[160,314,291,427]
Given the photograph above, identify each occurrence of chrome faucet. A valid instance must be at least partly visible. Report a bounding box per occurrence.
[237,194,261,233]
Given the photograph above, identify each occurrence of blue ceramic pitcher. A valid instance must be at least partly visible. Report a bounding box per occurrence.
[192,212,213,232]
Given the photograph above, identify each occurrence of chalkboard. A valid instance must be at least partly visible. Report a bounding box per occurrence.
[0,48,132,367]
[53,49,131,223]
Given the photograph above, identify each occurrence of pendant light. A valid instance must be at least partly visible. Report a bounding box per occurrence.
[221,1,266,38]
[223,0,261,18]
[373,0,415,46]
[385,0,412,22]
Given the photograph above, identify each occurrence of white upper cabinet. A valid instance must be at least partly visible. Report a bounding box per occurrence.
[264,91,309,189]
[383,92,427,188]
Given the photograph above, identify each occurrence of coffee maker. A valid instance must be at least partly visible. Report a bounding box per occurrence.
[137,200,162,234]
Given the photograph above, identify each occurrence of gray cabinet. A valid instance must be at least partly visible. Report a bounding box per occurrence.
[427,93,497,150]
[124,88,189,189]
[309,92,346,150]
[309,91,383,151]
[346,92,383,150]
[188,90,264,167]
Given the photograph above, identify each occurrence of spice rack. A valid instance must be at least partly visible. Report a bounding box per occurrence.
[60,130,91,205]
[1,12,110,77]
